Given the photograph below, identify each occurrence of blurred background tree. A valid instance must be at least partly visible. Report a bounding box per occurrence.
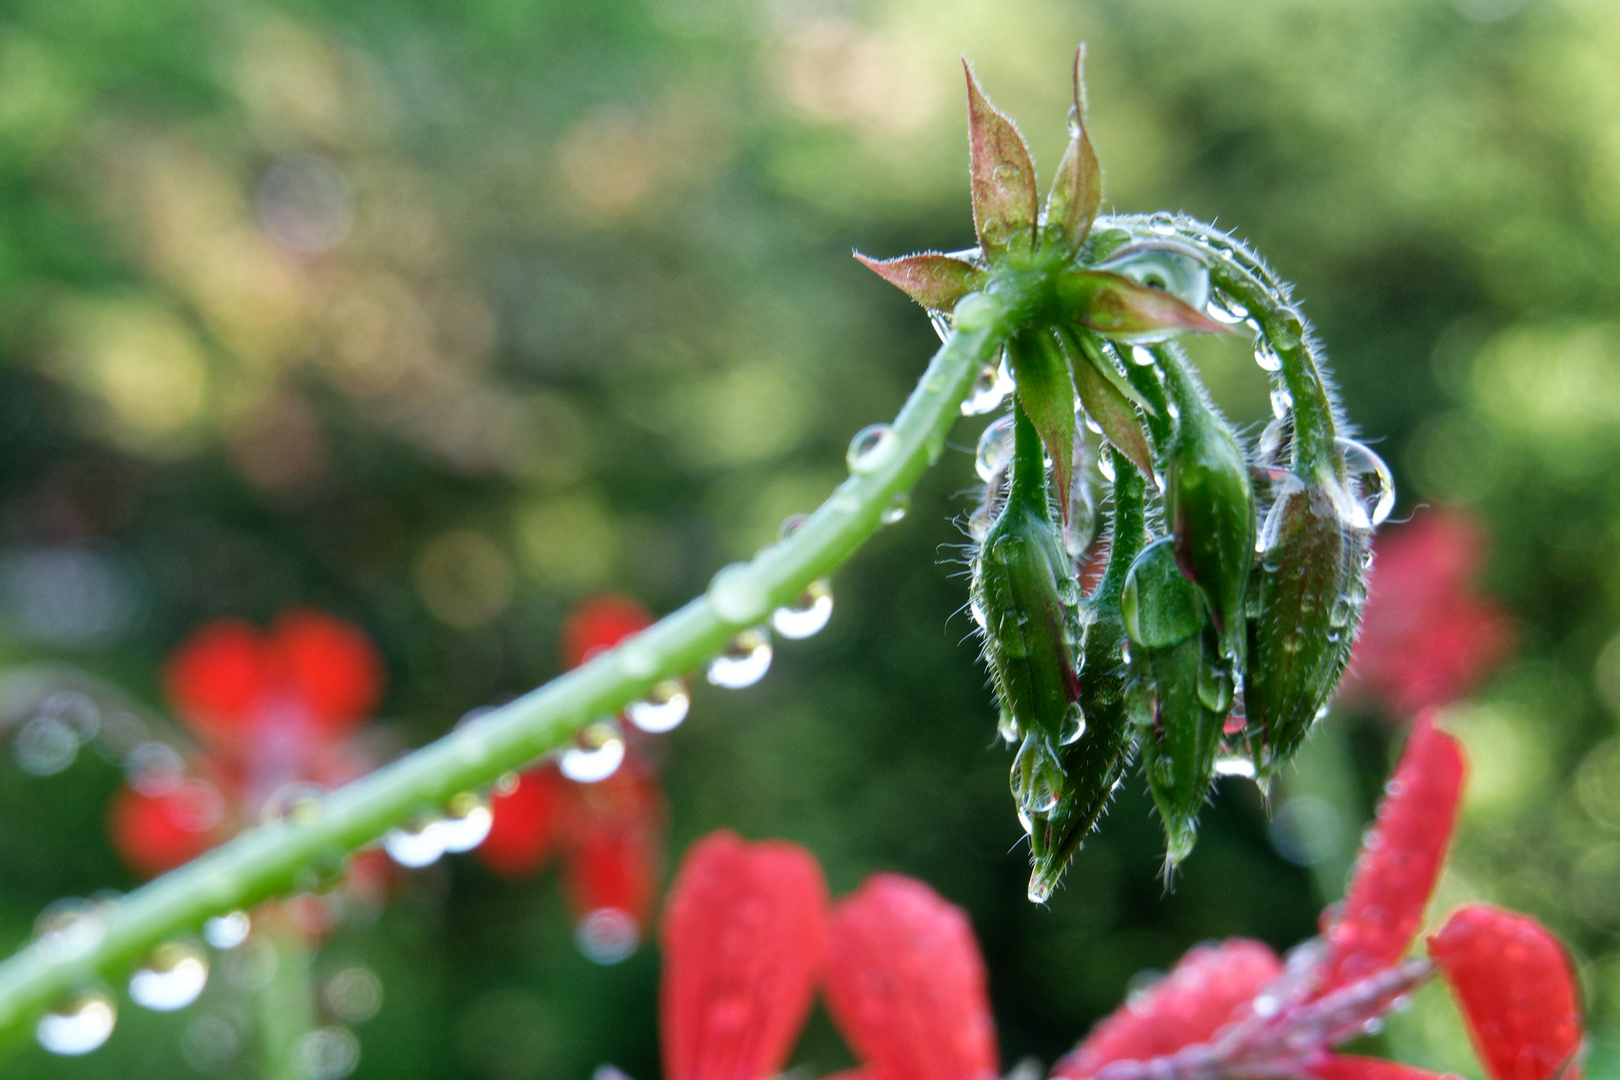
[2,0,1619,1077]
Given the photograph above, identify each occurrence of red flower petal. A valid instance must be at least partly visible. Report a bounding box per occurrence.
[823,873,998,1080]
[107,780,226,878]
[273,609,384,734]
[564,763,665,925]
[661,831,827,1080]
[562,595,654,670]
[1052,939,1283,1078]
[1310,1055,1461,1080]
[1429,904,1584,1080]
[163,619,272,744]
[477,767,567,879]
[1315,713,1466,993]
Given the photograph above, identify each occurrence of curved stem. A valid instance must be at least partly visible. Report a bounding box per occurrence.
[0,297,1022,1041]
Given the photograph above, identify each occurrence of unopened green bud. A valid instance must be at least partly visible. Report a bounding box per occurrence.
[1243,475,1369,778]
[1166,407,1255,659]
[972,407,1088,811]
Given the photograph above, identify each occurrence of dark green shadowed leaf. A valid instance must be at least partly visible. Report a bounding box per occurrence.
[1064,329,1155,482]
[1006,329,1077,523]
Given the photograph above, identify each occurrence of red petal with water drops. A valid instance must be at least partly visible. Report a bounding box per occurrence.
[1315,713,1465,994]
[273,609,384,735]
[1429,904,1584,1080]
[477,767,567,879]
[661,830,828,1080]
[823,873,998,1080]
[562,594,654,670]
[107,780,226,878]
[1310,1055,1460,1080]
[1052,939,1283,1078]
[164,619,273,744]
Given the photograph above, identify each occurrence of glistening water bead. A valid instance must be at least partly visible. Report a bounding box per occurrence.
[436,791,493,852]
[129,941,209,1011]
[203,912,250,950]
[36,988,116,1055]
[559,723,626,783]
[1334,438,1396,529]
[960,359,1013,416]
[383,817,448,869]
[975,414,1015,482]
[771,580,833,639]
[707,627,773,688]
[626,679,691,733]
[846,423,899,475]
[575,908,640,966]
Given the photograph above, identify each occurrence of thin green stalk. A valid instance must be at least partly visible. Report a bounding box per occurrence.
[256,919,316,1080]
[0,290,1026,1043]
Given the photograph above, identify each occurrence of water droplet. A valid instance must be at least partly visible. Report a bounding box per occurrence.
[559,722,626,783]
[575,908,640,965]
[1253,993,1280,1018]
[1214,755,1256,779]
[1331,438,1396,529]
[776,513,808,541]
[383,817,447,869]
[1129,345,1157,366]
[494,771,521,796]
[880,491,910,524]
[929,310,953,343]
[324,967,383,1025]
[260,783,325,826]
[130,941,209,1011]
[437,791,493,852]
[626,679,691,733]
[34,898,109,963]
[993,162,1023,183]
[708,562,768,625]
[1097,453,1116,482]
[1027,871,1055,904]
[951,293,996,332]
[847,423,898,474]
[971,597,990,633]
[1012,735,1064,815]
[771,579,833,639]
[707,628,773,689]
[1270,386,1293,420]
[960,360,1013,415]
[975,415,1016,482]
[296,1026,360,1080]
[1205,292,1250,325]
[37,988,116,1055]
[1362,1017,1385,1036]
[203,912,250,950]
[1254,342,1282,372]
[1097,240,1211,316]
[13,713,79,776]
[1058,706,1087,747]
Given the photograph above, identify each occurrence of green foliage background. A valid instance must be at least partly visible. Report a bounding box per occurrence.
[2,0,1619,1076]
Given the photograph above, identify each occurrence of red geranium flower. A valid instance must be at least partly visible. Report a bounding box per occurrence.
[1340,509,1515,717]
[650,714,1582,1080]
[108,609,385,881]
[476,594,671,964]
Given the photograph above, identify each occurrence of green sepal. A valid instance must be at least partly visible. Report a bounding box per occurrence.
[853,251,986,312]
[964,61,1038,255]
[1131,627,1226,872]
[1243,477,1369,778]
[1121,537,1205,649]
[1062,328,1156,483]
[1005,329,1078,523]
[1057,271,1227,342]
[1042,46,1101,253]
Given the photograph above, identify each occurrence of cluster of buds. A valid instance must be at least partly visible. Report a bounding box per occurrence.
[859,53,1397,894]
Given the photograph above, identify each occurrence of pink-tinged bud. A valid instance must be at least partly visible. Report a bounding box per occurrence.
[1064,328,1156,482]
[964,61,1039,254]
[1053,938,1283,1078]
[1316,714,1465,994]
[661,831,828,1080]
[853,251,987,313]
[824,874,998,1080]
[1043,46,1101,252]
[1429,905,1584,1080]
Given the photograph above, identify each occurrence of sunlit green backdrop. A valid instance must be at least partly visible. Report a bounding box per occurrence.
[3,0,1620,1076]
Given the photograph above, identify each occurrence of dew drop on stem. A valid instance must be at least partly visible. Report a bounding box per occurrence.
[881,491,910,524]
[559,722,626,783]
[975,414,1016,482]
[627,679,691,733]
[707,628,773,689]
[129,940,209,1011]
[36,988,116,1055]
[383,815,447,869]
[771,579,833,639]
[847,423,898,474]
[1332,438,1396,529]
[203,912,250,950]
[436,791,493,852]
[961,358,1013,415]
[1254,342,1283,372]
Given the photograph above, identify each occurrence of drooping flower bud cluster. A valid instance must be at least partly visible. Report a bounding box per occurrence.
[858,52,1396,896]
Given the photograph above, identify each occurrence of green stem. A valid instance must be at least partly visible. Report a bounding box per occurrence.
[0,292,1026,1042]
[1006,399,1050,520]
[256,917,316,1080]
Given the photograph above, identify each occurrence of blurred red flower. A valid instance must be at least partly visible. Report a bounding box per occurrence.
[108,608,386,885]
[653,714,1582,1080]
[1340,508,1515,717]
[475,593,670,963]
